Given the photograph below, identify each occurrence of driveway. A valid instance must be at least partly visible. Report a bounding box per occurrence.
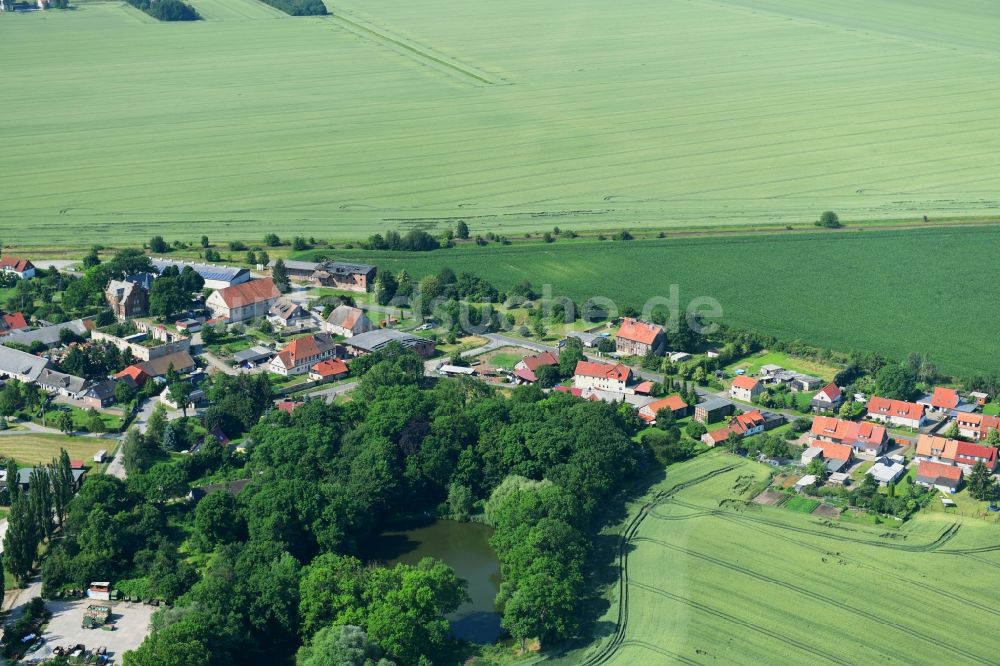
[303,381,358,403]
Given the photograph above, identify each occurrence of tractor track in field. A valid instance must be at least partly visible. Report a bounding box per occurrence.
[327,10,501,86]
[657,498,963,552]
[577,463,741,666]
[617,640,701,664]
[628,581,853,665]
[654,500,1000,618]
[632,535,996,664]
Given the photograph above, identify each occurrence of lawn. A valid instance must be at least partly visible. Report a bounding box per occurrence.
[782,496,820,513]
[0,434,110,467]
[725,351,840,383]
[335,226,1000,377]
[479,347,526,370]
[555,452,1000,665]
[5,0,1000,249]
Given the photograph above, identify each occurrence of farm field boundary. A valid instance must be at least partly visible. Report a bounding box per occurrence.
[564,452,1000,665]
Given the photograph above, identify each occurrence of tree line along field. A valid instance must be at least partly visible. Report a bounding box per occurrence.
[5,0,1000,244]
[326,225,1000,378]
[558,452,1000,665]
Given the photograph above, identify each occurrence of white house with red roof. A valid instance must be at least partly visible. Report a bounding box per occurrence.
[810,416,888,456]
[512,351,559,384]
[955,412,1000,442]
[638,395,690,423]
[729,375,763,402]
[268,333,339,376]
[309,358,350,383]
[0,257,35,279]
[573,360,633,393]
[206,278,281,323]
[614,318,665,357]
[866,396,926,429]
[810,383,843,413]
[701,409,778,447]
[0,312,29,336]
[915,460,963,493]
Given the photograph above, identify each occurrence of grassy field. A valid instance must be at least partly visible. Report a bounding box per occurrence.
[331,226,1000,376]
[4,0,1000,247]
[724,351,840,383]
[0,434,109,466]
[561,452,1000,665]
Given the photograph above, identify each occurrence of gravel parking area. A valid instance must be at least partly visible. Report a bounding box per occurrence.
[23,599,154,664]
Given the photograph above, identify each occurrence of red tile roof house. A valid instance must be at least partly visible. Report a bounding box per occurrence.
[915,460,963,494]
[614,318,666,357]
[572,360,633,393]
[927,387,960,414]
[205,278,281,323]
[0,312,29,336]
[638,395,690,424]
[729,375,763,402]
[954,441,999,472]
[701,410,769,447]
[866,396,926,429]
[269,333,340,376]
[810,416,888,456]
[810,383,843,413]
[955,413,1000,442]
[309,358,350,383]
[114,364,150,389]
[0,257,36,279]
[512,351,559,383]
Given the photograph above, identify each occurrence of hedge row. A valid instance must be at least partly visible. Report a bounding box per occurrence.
[127,0,200,21]
[257,0,327,16]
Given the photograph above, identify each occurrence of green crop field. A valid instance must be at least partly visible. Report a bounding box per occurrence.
[4,0,1000,246]
[0,434,108,466]
[327,225,1000,377]
[560,452,1000,665]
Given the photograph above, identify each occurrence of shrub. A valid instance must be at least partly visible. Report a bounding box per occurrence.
[126,0,200,20]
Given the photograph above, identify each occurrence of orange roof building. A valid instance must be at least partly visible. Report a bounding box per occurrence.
[866,396,926,428]
[573,360,633,392]
[615,318,665,356]
[929,387,960,411]
[310,358,349,380]
[269,333,339,376]
[810,416,887,454]
[206,278,281,323]
[638,395,690,423]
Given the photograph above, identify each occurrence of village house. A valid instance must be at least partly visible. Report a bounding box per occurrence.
[325,305,375,338]
[267,259,320,281]
[638,395,690,424]
[1,319,91,350]
[955,413,1000,442]
[345,329,436,358]
[0,312,29,336]
[810,383,843,413]
[37,368,89,398]
[614,318,666,357]
[310,261,377,292]
[915,434,998,471]
[867,456,907,486]
[968,391,990,407]
[206,278,281,323]
[814,440,854,473]
[268,333,339,376]
[694,397,734,424]
[151,258,250,291]
[139,350,197,378]
[809,416,888,456]
[915,460,963,494]
[918,386,975,418]
[573,360,633,393]
[81,380,116,409]
[513,351,559,383]
[105,279,149,320]
[730,375,763,402]
[866,396,926,429]
[114,364,150,390]
[0,257,35,279]
[309,358,350,383]
[267,297,311,329]
[701,409,780,446]
[0,345,48,384]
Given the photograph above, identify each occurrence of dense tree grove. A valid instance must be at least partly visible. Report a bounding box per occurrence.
[126,0,200,20]
[255,0,326,15]
[98,349,643,663]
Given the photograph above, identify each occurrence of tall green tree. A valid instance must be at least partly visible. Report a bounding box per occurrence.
[51,449,75,529]
[57,410,74,435]
[272,259,290,292]
[967,462,997,501]
[4,480,39,585]
[28,466,54,541]
[874,364,917,401]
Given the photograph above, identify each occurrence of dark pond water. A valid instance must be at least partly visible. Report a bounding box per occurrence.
[363,519,502,644]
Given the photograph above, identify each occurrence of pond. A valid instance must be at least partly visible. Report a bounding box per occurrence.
[363,519,502,644]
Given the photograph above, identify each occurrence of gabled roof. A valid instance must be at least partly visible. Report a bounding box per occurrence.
[930,387,960,410]
[37,368,88,394]
[810,416,886,447]
[915,434,959,460]
[732,410,766,433]
[0,345,49,380]
[633,380,655,395]
[114,365,150,387]
[140,350,196,377]
[520,351,559,372]
[916,460,962,484]
[615,318,663,345]
[84,380,116,401]
[815,383,842,402]
[274,333,337,369]
[0,257,33,273]
[574,360,631,381]
[954,441,998,467]
[326,305,371,331]
[213,278,280,309]
[269,297,306,320]
[0,312,28,333]
[513,367,537,383]
[867,396,924,421]
[553,385,583,397]
[311,358,349,377]
[731,375,760,391]
[639,395,688,421]
[276,400,304,414]
[816,440,853,461]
